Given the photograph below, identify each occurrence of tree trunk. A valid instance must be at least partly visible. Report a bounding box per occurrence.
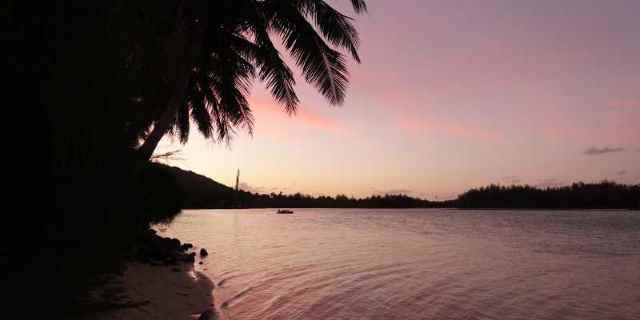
[137,1,207,161]
[137,66,191,160]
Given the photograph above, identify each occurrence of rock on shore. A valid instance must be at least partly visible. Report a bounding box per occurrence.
[76,230,216,319]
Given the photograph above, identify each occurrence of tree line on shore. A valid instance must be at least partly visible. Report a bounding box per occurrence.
[165,165,639,209]
[230,182,640,209]
[239,192,434,208]
[454,181,639,209]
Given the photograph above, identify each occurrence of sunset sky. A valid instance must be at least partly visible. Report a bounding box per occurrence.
[161,0,640,199]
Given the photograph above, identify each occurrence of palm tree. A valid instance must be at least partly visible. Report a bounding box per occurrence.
[136,0,368,160]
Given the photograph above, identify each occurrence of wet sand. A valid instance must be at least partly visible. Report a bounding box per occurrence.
[84,262,216,320]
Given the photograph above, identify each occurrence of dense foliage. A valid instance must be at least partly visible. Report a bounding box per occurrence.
[165,165,639,210]
[455,182,640,209]
[243,193,433,208]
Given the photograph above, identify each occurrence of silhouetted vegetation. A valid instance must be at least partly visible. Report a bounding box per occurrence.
[5,0,367,315]
[163,165,240,208]
[243,193,434,208]
[165,165,639,210]
[163,165,432,208]
[453,182,640,209]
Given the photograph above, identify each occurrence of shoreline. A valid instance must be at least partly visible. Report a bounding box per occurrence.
[181,207,639,211]
[70,231,218,320]
[79,261,216,320]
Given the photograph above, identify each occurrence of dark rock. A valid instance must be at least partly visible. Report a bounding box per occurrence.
[199,308,217,320]
[140,228,156,240]
[199,261,203,265]
[181,252,196,263]
[171,267,181,272]
[132,229,201,266]
[167,238,181,250]
[199,248,208,257]
[164,256,177,265]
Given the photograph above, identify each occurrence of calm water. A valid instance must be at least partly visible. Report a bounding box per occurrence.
[157,209,640,320]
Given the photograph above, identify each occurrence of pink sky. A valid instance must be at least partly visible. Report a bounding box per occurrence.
[161,0,640,199]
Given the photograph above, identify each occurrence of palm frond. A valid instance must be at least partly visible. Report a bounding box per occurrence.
[140,0,367,148]
[349,0,368,13]
[198,23,257,140]
[298,0,361,62]
[188,83,214,139]
[203,86,232,141]
[185,73,213,138]
[271,4,349,105]
[230,33,299,113]
[175,95,191,143]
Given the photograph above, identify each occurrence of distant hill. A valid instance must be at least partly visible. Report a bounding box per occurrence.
[157,164,434,209]
[455,182,640,209]
[159,165,639,210]
[158,164,247,208]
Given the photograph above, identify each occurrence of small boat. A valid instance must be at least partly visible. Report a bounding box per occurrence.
[276,209,294,214]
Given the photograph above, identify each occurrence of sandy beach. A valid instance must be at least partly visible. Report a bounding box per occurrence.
[80,262,216,320]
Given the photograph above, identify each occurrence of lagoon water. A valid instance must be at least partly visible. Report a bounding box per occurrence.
[158,209,640,320]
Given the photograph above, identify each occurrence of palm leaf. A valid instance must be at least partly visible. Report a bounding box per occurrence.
[230,33,299,113]
[186,78,214,139]
[176,96,190,143]
[297,0,361,62]
[270,4,349,105]
[349,0,368,13]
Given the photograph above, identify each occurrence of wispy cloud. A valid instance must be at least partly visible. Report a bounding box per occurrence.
[583,146,625,155]
[295,110,349,134]
[238,182,263,194]
[617,170,627,176]
[608,99,640,110]
[252,99,351,136]
[396,114,502,141]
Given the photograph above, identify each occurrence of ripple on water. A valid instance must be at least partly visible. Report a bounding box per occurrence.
[158,209,640,320]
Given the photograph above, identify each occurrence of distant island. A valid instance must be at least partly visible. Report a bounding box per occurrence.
[162,165,639,210]
[454,183,639,210]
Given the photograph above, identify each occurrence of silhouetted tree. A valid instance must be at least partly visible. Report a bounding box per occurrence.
[136,0,368,160]
[6,0,370,314]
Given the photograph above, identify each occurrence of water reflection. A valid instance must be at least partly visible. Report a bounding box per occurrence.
[159,209,640,320]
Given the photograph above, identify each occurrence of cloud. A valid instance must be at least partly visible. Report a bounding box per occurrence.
[617,170,627,176]
[535,178,565,189]
[238,182,262,193]
[249,96,351,136]
[295,110,348,134]
[396,114,502,141]
[583,146,625,155]
[609,99,640,110]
